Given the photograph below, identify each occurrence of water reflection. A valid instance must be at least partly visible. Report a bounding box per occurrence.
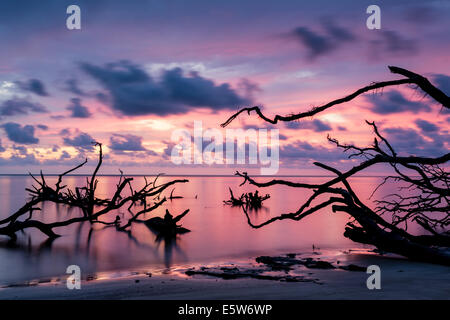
[0,175,394,285]
[152,232,187,271]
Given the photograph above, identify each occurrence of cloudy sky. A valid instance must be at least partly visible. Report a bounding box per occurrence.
[0,0,448,175]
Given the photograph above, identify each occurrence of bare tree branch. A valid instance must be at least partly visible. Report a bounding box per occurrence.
[224,66,450,265]
[221,66,449,128]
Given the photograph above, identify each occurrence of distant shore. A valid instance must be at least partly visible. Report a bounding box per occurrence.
[1,250,448,300]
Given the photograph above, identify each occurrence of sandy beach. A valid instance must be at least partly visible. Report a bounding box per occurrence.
[1,251,448,300]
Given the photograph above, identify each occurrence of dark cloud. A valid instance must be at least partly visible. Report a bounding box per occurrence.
[162,138,258,164]
[0,139,5,152]
[415,119,438,133]
[59,128,71,136]
[0,97,48,117]
[290,21,355,60]
[292,27,335,59]
[280,140,347,164]
[403,6,439,25]
[95,92,110,104]
[63,132,95,151]
[285,119,332,132]
[15,79,49,96]
[237,79,262,101]
[366,90,430,114]
[36,124,48,130]
[50,115,66,120]
[432,74,450,96]
[379,31,416,54]
[243,123,276,130]
[162,140,176,160]
[322,20,356,42]
[0,152,38,166]
[59,150,71,160]
[290,22,416,62]
[64,78,86,96]
[369,31,417,58]
[13,145,27,155]
[80,61,250,116]
[109,134,146,152]
[1,122,39,144]
[281,125,448,166]
[384,127,448,157]
[309,119,332,132]
[66,98,92,118]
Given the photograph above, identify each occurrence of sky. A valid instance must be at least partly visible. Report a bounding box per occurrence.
[0,0,449,175]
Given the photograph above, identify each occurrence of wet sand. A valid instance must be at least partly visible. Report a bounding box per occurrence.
[0,251,448,300]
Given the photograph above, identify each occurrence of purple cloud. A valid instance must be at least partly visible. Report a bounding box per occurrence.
[1,122,39,144]
[384,127,448,157]
[15,78,49,96]
[415,119,438,133]
[432,74,450,96]
[366,91,430,114]
[280,140,347,165]
[80,61,250,116]
[285,119,332,132]
[64,78,86,96]
[0,98,48,117]
[63,132,95,151]
[66,98,92,118]
[290,20,356,60]
[109,134,148,152]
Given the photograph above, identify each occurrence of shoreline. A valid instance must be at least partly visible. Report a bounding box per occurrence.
[1,250,449,300]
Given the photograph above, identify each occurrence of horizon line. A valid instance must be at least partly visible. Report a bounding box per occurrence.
[0,173,398,178]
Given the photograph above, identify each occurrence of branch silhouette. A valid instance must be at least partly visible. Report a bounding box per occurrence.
[224,66,450,265]
[221,66,449,128]
[0,143,189,240]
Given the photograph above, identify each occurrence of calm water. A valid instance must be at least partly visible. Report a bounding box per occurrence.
[0,175,397,285]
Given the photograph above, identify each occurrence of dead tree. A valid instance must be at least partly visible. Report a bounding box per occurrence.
[224,188,270,209]
[144,209,191,236]
[0,143,189,240]
[223,188,246,206]
[222,66,450,265]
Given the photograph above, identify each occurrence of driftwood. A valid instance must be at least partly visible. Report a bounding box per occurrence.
[185,253,366,282]
[222,66,450,265]
[223,188,270,209]
[0,143,189,240]
[144,209,191,236]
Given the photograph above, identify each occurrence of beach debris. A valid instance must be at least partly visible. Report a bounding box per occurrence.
[256,254,367,272]
[185,266,320,283]
[185,253,368,283]
[338,264,366,272]
[312,244,321,254]
[144,209,191,236]
[256,255,336,270]
[223,188,270,209]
